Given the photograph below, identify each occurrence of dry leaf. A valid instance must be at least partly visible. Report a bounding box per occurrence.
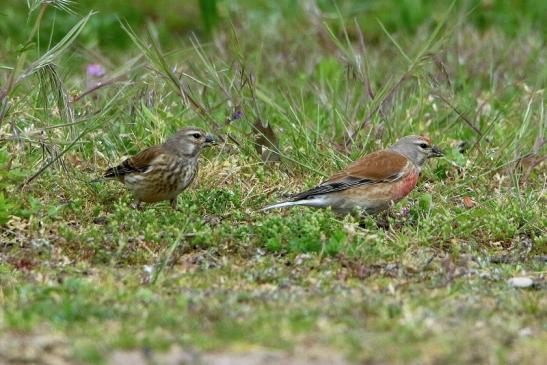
[463,196,475,208]
[254,120,280,163]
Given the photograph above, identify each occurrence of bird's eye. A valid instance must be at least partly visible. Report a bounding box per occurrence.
[418,143,429,149]
[192,133,201,139]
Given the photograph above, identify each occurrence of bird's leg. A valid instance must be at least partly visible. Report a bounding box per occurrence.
[170,198,178,210]
[131,200,143,210]
[375,210,391,230]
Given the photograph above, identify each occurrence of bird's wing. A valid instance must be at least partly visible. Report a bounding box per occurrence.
[103,146,164,179]
[290,150,411,200]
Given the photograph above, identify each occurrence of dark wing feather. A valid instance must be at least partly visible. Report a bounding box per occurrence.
[290,150,409,200]
[103,146,163,179]
[289,177,372,200]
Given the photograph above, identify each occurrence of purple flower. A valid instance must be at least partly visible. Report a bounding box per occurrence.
[86,63,105,78]
[231,109,243,121]
[400,207,410,217]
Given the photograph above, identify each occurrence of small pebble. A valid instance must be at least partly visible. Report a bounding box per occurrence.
[507,277,534,288]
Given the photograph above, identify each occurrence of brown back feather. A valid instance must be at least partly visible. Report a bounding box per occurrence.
[327,150,409,182]
[103,146,165,179]
[290,150,410,200]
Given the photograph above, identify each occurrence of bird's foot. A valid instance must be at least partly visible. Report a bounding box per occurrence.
[375,211,391,230]
[170,199,180,211]
[131,201,144,210]
[375,217,390,230]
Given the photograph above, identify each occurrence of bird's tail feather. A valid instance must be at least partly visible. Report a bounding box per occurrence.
[260,198,326,212]
[260,200,302,211]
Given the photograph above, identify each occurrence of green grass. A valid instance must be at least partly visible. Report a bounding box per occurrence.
[0,1,546,364]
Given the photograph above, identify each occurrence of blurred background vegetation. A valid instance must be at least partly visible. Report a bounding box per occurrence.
[1,0,545,51]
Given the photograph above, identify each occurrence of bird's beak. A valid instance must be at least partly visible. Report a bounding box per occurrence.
[204,134,217,145]
[430,145,444,157]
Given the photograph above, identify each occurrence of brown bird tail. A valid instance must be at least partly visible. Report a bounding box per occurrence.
[103,165,124,179]
[90,166,124,183]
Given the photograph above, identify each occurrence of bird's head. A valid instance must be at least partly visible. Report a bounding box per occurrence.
[168,127,217,157]
[389,135,444,167]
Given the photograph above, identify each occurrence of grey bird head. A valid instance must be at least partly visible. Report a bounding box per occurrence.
[166,127,216,157]
[389,135,443,167]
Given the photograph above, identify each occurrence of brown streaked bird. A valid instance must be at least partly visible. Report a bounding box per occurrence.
[261,135,443,215]
[98,127,216,209]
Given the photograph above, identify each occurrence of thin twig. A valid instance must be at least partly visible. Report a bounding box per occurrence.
[19,127,92,188]
[70,76,125,103]
[350,74,410,143]
[435,93,483,137]
[353,18,375,101]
